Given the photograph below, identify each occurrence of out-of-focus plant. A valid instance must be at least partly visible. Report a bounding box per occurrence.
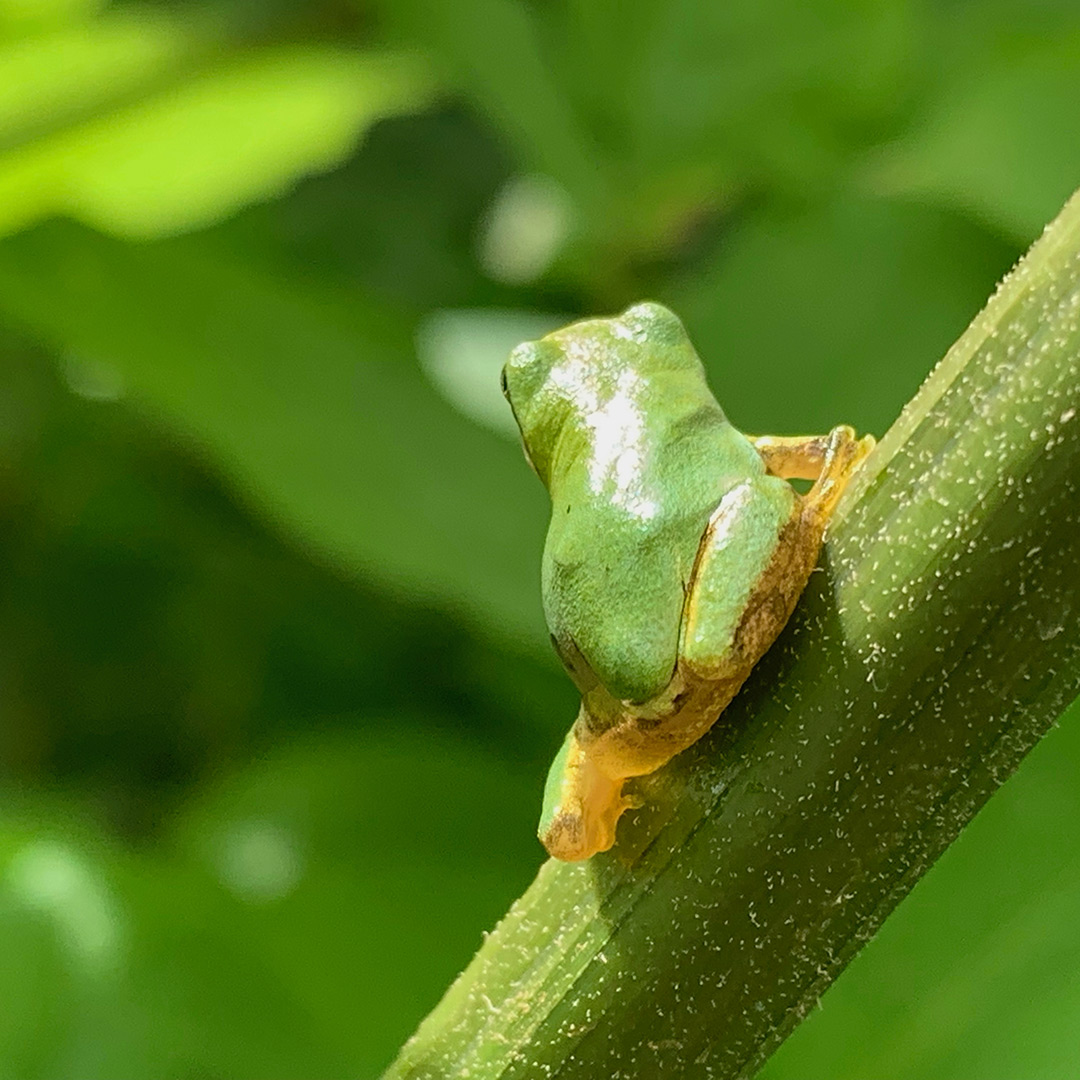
[1,1,1080,1078]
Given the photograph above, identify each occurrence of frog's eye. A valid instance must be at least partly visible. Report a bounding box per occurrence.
[550,633,599,693]
[621,301,687,346]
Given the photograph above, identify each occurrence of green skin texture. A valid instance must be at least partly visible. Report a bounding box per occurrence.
[502,302,797,853]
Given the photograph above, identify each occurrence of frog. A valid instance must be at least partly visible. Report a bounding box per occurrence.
[501,301,875,862]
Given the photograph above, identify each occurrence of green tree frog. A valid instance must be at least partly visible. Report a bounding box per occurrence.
[502,302,874,861]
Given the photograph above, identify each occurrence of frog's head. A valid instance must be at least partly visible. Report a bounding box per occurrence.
[538,722,635,861]
[501,301,698,486]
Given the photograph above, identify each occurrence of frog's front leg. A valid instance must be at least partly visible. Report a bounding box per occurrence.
[749,427,875,493]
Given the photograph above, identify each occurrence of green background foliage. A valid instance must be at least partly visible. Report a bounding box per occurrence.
[1,1,1078,1076]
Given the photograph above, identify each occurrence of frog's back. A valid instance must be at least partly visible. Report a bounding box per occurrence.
[520,303,768,704]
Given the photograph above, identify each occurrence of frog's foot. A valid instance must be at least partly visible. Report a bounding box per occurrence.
[749,427,875,520]
[540,781,638,862]
[539,731,639,861]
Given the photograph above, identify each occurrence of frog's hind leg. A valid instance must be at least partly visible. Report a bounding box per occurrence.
[678,427,874,703]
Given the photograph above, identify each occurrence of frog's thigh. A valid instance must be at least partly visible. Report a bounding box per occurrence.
[681,478,796,678]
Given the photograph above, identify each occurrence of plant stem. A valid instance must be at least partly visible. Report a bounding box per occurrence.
[385,189,1080,1080]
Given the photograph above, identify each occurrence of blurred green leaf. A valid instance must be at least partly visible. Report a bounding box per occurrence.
[0,723,544,1080]
[78,860,353,1080]
[416,307,567,437]
[0,43,435,238]
[619,0,913,187]
[0,830,83,1078]
[670,195,1016,437]
[0,0,103,35]
[0,8,205,149]
[0,321,569,821]
[869,35,1080,242]
[172,727,541,1077]
[234,108,512,310]
[379,0,918,268]
[0,221,550,647]
[374,0,609,217]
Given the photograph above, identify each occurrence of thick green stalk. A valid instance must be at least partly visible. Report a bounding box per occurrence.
[386,190,1080,1080]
